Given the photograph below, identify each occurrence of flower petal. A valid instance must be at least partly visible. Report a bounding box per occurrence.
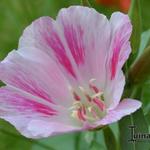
[104,70,125,109]
[26,120,80,138]
[57,6,111,86]
[0,86,80,139]
[108,12,132,80]
[96,99,142,126]
[19,16,80,83]
[19,6,111,87]
[104,12,132,109]
[0,48,72,107]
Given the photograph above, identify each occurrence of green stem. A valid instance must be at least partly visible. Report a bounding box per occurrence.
[103,127,117,150]
[75,132,81,150]
[81,0,91,7]
[89,132,97,148]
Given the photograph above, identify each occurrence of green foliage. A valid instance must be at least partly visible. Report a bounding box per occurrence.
[103,126,117,150]
[0,0,80,60]
[119,86,150,150]
[0,120,32,150]
[81,0,91,7]
[129,0,141,54]
[138,29,150,57]
[129,45,150,84]
[141,0,150,31]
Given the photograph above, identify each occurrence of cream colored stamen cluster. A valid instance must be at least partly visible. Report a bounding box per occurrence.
[69,79,106,123]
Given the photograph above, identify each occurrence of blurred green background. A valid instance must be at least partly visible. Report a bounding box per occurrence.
[0,0,150,150]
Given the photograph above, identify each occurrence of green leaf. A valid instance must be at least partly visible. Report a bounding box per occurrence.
[119,116,133,150]
[141,0,150,31]
[0,120,55,150]
[0,120,32,150]
[141,82,150,115]
[128,45,150,84]
[90,141,106,150]
[85,132,95,145]
[128,0,142,54]
[119,110,149,150]
[103,126,117,150]
[132,108,150,150]
[145,110,150,127]
[81,0,91,7]
[138,29,150,57]
[32,133,76,150]
[119,86,150,150]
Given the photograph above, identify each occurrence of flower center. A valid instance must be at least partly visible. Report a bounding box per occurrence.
[69,79,106,124]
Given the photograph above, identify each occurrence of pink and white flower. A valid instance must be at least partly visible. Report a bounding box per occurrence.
[0,6,141,139]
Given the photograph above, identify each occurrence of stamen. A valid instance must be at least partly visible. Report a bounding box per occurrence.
[89,78,96,83]
[73,92,80,101]
[91,91,103,99]
[77,108,86,121]
[82,105,86,115]
[93,98,106,111]
[70,79,106,123]
[91,108,98,118]
[79,86,91,101]
[69,101,81,110]
[89,78,99,93]
[71,110,78,118]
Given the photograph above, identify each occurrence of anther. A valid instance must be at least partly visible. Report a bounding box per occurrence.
[91,91,103,99]
[89,79,99,93]
[77,108,86,121]
[79,86,92,102]
[73,92,81,101]
[93,98,106,111]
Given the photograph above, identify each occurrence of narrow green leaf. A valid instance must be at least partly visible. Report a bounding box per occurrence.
[119,116,133,150]
[145,111,150,126]
[119,86,150,150]
[75,132,81,150]
[129,45,150,84]
[81,0,91,7]
[129,0,142,54]
[0,119,55,150]
[141,0,150,31]
[141,82,150,115]
[85,132,95,145]
[138,29,150,57]
[103,126,117,150]
[132,108,150,150]
[32,133,75,150]
[90,141,106,150]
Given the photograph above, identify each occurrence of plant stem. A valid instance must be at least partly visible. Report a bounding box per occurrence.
[81,0,91,7]
[75,132,81,150]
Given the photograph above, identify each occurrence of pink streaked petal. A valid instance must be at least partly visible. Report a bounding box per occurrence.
[0,86,57,116]
[57,7,85,65]
[19,17,79,81]
[0,49,73,107]
[0,86,57,118]
[109,12,132,80]
[19,6,111,87]
[96,99,142,126]
[0,86,81,138]
[57,6,111,87]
